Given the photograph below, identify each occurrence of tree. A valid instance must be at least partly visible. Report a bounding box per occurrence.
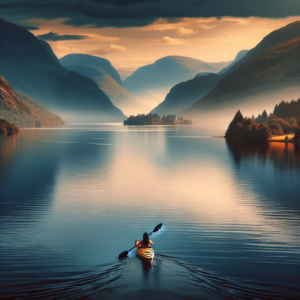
[262,110,268,119]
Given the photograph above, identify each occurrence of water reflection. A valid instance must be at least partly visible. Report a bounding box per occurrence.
[1,125,300,299]
[226,140,300,210]
[226,140,300,168]
[0,134,20,178]
[0,133,58,223]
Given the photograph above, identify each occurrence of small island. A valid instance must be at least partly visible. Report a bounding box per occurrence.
[225,99,300,142]
[0,119,20,135]
[123,113,192,125]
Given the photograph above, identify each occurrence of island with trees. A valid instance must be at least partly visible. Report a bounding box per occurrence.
[123,113,192,125]
[225,99,300,142]
[0,119,20,135]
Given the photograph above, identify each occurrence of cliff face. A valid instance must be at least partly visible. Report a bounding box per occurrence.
[0,74,21,110]
[0,74,64,127]
[0,18,126,122]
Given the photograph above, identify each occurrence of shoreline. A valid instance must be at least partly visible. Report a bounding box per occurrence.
[213,134,299,143]
[268,133,298,143]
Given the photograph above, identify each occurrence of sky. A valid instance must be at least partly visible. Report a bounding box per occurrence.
[1,0,300,79]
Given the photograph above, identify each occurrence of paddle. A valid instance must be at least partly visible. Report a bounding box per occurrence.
[118,223,163,259]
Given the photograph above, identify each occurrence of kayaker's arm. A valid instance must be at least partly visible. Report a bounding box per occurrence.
[135,240,142,248]
[150,240,153,245]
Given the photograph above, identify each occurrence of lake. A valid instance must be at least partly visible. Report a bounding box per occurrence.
[0,124,299,299]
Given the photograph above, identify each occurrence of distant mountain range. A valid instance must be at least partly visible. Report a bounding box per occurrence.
[150,50,248,116]
[60,54,123,86]
[123,56,232,108]
[60,54,149,116]
[0,74,64,127]
[0,18,126,122]
[187,37,300,115]
[184,21,300,120]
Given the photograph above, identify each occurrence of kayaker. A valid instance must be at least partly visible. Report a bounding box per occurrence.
[135,232,153,248]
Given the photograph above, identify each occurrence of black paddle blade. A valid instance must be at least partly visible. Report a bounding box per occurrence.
[153,223,163,233]
[118,251,129,259]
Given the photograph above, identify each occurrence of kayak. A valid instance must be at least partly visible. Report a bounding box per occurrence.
[137,247,155,263]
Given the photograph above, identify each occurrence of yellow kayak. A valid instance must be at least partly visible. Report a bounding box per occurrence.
[137,247,155,263]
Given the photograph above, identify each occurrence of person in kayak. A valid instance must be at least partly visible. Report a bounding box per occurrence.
[135,232,153,248]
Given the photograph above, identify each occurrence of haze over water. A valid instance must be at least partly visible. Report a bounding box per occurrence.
[1,124,300,299]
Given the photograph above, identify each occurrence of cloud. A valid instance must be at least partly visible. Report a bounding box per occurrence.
[1,0,300,29]
[36,31,88,41]
[176,27,195,36]
[89,44,128,55]
[20,25,40,30]
[157,36,185,45]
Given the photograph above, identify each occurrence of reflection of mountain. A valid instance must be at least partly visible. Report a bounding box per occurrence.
[0,135,59,221]
[0,19,125,122]
[124,56,231,108]
[226,140,300,210]
[0,135,19,176]
[60,54,148,116]
[0,129,113,223]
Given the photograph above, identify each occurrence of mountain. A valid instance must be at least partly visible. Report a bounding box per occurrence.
[151,73,221,116]
[156,21,300,120]
[194,72,215,78]
[39,40,59,61]
[217,50,249,75]
[0,19,126,122]
[186,37,300,118]
[150,50,247,116]
[221,21,300,75]
[60,54,149,116]
[59,54,123,86]
[123,56,231,108]
[0,74,64,127]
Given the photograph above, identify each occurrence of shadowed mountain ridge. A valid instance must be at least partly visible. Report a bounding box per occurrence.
[0,18,125,122]
[150,50,248,116]
[59,54,123,86]
[155,21,300,120]
[184,36,300,121]
[123,55,231,109]
[60,55,149,115]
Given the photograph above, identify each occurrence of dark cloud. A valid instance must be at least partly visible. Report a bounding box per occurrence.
[36,32,88,41]
[20,25,39,30]
[0,0,300,28]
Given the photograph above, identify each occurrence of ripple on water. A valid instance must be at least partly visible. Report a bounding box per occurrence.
[1,255,299,300]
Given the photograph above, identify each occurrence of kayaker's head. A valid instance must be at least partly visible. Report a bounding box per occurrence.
[143,232,149,246]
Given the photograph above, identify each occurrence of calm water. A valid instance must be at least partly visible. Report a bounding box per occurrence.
[0,124,299,299]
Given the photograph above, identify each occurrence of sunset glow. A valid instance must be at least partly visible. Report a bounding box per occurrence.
[16,16,300,78]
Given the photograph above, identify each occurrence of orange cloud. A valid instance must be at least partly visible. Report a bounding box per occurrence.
[176,27,195,36]
[89,44,128,55]
[155,36,186,45]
